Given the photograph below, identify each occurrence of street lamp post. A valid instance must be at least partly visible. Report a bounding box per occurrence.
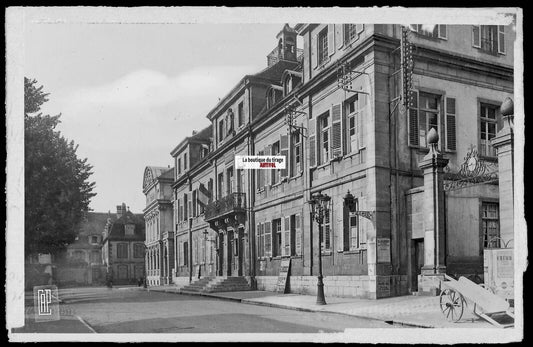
[309,191,331,305]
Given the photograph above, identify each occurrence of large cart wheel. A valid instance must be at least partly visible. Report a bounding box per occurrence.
[439,288,464,322]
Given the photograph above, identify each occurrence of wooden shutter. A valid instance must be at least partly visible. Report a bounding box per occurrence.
[358,107,366,149]
[283,216,290,256]
[265,221,272,257]
[295,214,302,256]
[328,24,335,56]
[280,133,289,178]
[183,194,188,221]
[208,178,213,203]
[337,24,344,49]
[343,205,350,251]
[356,24,364,34]
[498,25,505,54]
[313,33,319,68]
[445,97,457,152]
[330,103,342,157]
[408,90,419,146]
[309,117,317,167]
[261,146,272,187]
[438,25,447,39]
[472,25,481,48]
[192,190,197,217]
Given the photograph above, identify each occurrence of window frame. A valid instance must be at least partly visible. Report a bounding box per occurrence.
[478,100,500,158]
[318,112,331,165]
[480,200,500,251]
[317,27,329,66]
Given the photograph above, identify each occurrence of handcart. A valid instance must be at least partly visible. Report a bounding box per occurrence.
[439,274,514,328]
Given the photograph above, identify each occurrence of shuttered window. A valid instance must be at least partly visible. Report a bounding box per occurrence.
[498,25,505,54]
[309,118,317,167]
[317,27,329,66]
[280,133,289,179]
[330,103,343,158]
[183,194,188,221]
[283,216,291,256]
[293,214,302,256]
[445,97,457,152]
[327,24,335,56]
[264,221,272,257]
[322,210,331,251]
[271,141,280,185]
[318,112,330,164]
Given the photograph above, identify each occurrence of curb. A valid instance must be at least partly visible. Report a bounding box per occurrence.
[148,287,435,328]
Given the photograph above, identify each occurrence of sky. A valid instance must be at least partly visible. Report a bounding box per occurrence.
[19,7,518,215]
[24,21,296,213]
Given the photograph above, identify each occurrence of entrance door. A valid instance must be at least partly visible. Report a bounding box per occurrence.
[227,231,233,276]
[237,228,244,276]
[218,233,224,276]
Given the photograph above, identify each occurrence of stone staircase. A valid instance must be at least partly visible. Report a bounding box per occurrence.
[179,277,215,293]
[179,276,251,293]
[205,276,251,293]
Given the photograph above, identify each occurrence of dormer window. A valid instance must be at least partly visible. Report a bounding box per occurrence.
[125,224,135,236]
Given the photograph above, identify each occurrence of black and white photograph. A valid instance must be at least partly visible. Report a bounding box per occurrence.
[5,6,524,343]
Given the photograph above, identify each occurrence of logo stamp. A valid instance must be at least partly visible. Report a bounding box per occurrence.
[33,285,60,322]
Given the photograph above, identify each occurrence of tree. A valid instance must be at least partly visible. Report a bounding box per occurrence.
[24,77,96,257]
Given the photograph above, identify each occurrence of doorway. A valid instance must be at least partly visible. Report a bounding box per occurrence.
[412,238,424,291]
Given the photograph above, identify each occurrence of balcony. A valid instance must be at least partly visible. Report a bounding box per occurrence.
[204,192,246,223]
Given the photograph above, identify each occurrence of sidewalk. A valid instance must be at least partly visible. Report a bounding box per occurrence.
[146,285,493,328]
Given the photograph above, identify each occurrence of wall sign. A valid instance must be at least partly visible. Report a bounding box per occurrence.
[276,258,291,293]
[377,238,391,263]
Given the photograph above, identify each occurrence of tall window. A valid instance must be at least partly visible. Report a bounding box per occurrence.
[480,103,499,157]
[482,202,500,248]
[257,223,264,258]
[346,96,361,153]
[321,210,331,251]
[318,113,330,164]
[408,91,441,148]
[291,131,301,175]
[226,167,234,195]
[192,189,197,217]
[134,243,144,258]
[218,119,225,143]
[237,169,245,193]
[184,153,188,170]
[218,172,224,199]
[409,24,447,39]
[273,218,282,257]
[178,158,182,175]
[117,243,128,258]
[318,28,329,66]
[183,241,188,266]
[238,102,244,127]
[343,24,364,45]
[264,221,272,257]
[473,25,505,54]
[271,141,280,185]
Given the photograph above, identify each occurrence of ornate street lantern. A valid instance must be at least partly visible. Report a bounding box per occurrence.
[309,191,331,305]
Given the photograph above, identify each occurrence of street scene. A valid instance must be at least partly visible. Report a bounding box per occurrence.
[6,7,523,343]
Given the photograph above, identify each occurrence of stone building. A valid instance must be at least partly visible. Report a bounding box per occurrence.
[55,212,109,286]
[142,166,175,286]
[101,203,146,285]
[161,23,514,299]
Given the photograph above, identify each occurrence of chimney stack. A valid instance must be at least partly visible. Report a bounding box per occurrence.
[116,202,127,218]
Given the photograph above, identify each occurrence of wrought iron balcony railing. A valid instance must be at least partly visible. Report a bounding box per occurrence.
[204,192,246,222]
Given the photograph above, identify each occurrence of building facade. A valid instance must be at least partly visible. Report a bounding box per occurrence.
[143,166,175,286]
[102,203,146,285]
[152,23,514,298]
[55,212,109,286]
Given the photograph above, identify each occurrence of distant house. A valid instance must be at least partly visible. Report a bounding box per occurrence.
[55,212,110,286]
[102,203,146,285]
